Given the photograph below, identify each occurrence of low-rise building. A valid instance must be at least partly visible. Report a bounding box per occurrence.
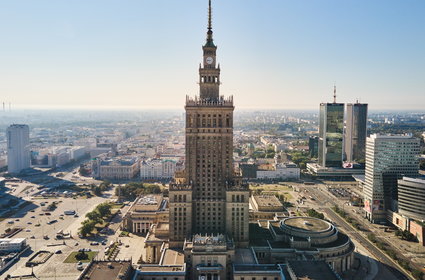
[0,238,26,253]
[140,159,177,180]
[250,217,354,274]
[134,249,186,280]
[92,157,140,180]
[256,163,300,180]
[250,195,285,221]
[134,216,351,279]
[122,194,169,234]
[77,260,134,280]
[307,163,365,179]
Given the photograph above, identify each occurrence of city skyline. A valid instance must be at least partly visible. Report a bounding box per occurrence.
[1,0,424,110]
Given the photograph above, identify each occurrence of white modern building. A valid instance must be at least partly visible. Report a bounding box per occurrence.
[0,238,26,253]
[256,163,300,180]
[398,177,425,221]
[364,134,420,223]
[7,124,30,174]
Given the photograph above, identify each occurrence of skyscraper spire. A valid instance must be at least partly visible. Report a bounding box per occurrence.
[333,84,337,103]
[205,0,215,47]
[208,0,212,31]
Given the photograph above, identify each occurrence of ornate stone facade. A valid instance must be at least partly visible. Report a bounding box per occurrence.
[169,0,249,249]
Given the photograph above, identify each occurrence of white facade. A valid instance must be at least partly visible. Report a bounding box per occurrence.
[364,134,420,223]
[140,159,177,180]
[0,238,26,252]
[93,157,140,180]
[69,146,86,160]
[256,163,300,180]
[7,124,30,174]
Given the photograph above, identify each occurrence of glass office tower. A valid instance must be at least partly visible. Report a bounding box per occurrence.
[318,103,344,167]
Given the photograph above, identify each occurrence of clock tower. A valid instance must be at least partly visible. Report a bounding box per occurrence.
[199,0,220,100]
[169,0,249,257]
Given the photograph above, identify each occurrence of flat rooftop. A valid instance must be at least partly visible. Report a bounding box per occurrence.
[139,265,185,272]
[0,238,26,244]
[234,248,256,265]
[287,260,340,280]
[253,195,283,208]
[283,217,330,232]
[131,194,165,212]
[81,261,132,280]
[234,264,280,272]
[161,249,184,266]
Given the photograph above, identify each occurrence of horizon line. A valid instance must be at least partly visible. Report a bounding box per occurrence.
[2,104,425,113]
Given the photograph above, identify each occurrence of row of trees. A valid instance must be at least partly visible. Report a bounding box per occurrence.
[306,208,325,220]
[79,202,113,237]
[395,229,417,242]
[115,182,161,200]
[91,181,112,196]
[286,150,310,169]
[367,232,423,280]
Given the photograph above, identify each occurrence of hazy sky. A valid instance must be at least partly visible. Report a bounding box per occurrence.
[0,0,424,110]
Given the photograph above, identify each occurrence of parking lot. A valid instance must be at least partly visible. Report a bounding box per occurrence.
[1,194,110,279]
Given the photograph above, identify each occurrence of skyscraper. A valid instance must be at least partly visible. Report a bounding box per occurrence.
[7,124,30,174]
[308,136,319,158]
[397,177,425,221]
[363,134,419,223]
[318,87,344,168]
[169,0,249,249]
[344,102,368,164]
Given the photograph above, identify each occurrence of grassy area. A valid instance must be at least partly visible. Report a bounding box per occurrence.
[120,230,130,237]
[63,251,98,263]
[250,184,294,202]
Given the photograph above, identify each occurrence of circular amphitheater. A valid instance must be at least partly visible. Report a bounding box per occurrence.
[279,216,338,245]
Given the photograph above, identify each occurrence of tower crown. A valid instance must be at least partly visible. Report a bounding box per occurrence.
[198,0,220,100]
[205,0,215,47]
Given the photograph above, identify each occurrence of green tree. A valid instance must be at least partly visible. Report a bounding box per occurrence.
[100,180,112,190]
[75,251,88,260]
[96,202,112,217]
[86,211,101,222]
[307,209,325,219]
[79,220,95,237]
[93,186,102,196]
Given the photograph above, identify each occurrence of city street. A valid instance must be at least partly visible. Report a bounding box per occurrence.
[293,182,414,280]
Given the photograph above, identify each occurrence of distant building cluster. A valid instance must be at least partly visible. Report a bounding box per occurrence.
[31,146,87,168]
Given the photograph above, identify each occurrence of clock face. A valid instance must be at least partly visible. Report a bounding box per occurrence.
[206,57,214,65]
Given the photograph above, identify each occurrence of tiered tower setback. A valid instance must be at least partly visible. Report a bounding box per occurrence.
[169,0,249,249]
